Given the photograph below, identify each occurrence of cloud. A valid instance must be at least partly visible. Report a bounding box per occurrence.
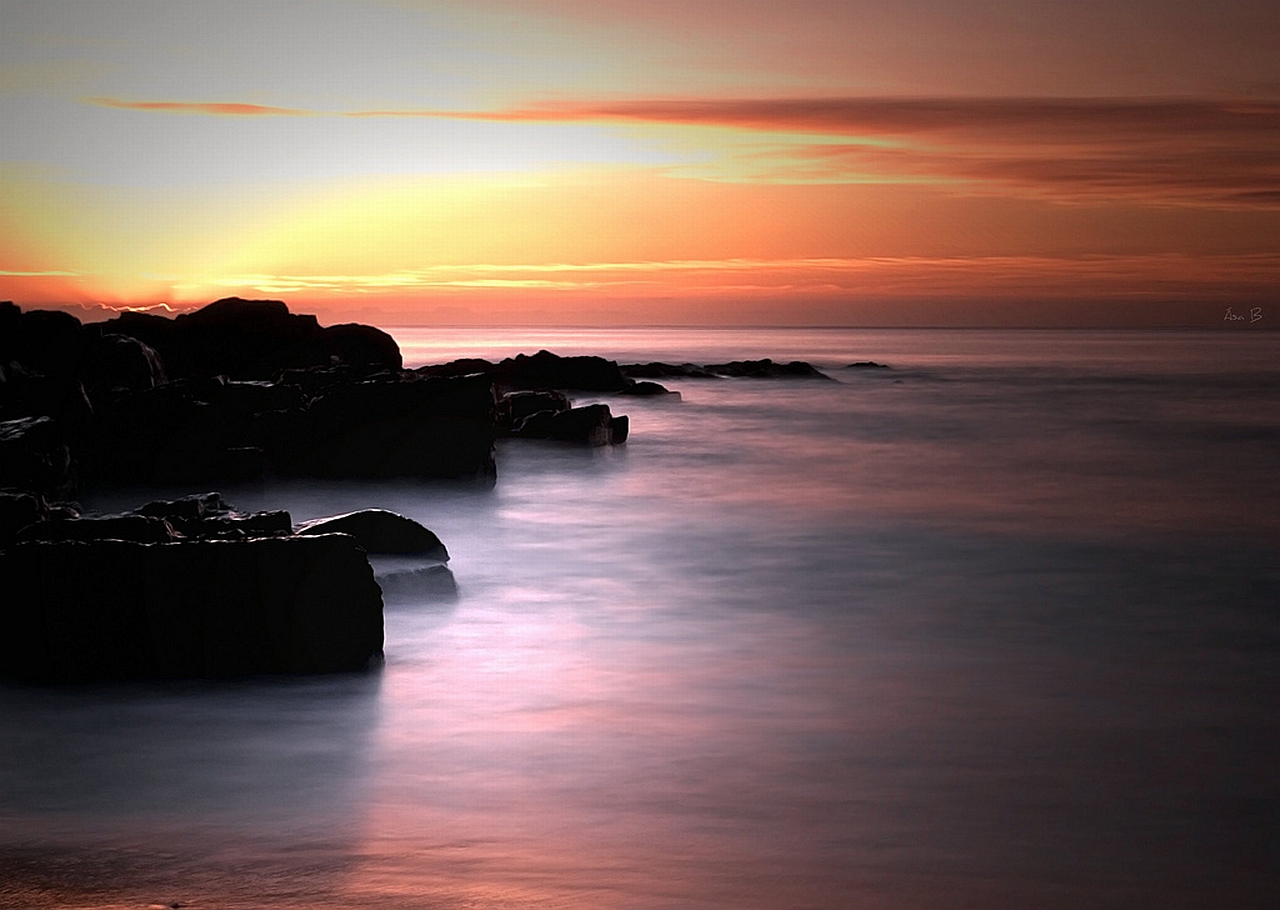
[86,97,313,116]
[82,94,1280,206]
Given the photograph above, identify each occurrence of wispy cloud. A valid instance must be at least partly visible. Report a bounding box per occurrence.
[200,253,1280,299]
[87,97,312,116]
[82,95,1280,206]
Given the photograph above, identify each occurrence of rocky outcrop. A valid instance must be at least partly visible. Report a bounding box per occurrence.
[96,298,401,381]
[0,533,384,683]
[0,493,421,683]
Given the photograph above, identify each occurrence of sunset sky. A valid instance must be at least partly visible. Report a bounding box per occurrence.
[1,0,1277,325]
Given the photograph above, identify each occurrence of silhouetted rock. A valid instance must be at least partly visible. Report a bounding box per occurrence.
[704,358,834,380]
[617,380,680,398]
[97,297,331,381]
[498,389,571,431]
[0,490,45,548]
[846,361,891,370]
[295,509,449,561]
[619,362,720,380]
[16,513,178,544]
[0,533,383,683]
[499,350,629,391]
[0,416,72,495]
[280,373,497,483]
[317,323,403,371]
[78,333,167,401]
[515,403,627,446]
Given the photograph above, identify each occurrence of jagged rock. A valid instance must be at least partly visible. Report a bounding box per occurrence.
[0,490,45,548]
[500,389,571,429]
[499,350,629,391]
[295,509,449,561]
[515,403,626,446]
[0,416,72,494]
[16,513,178,544]
[620,362,720,380]
[78,333,167,401]
[846,361,891,370]
[97,298,328,381]
[704,358,834,380]
[618,380,679,398]
[0,533,384,683]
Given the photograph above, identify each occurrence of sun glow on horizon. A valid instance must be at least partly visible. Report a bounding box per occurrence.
[2,1,1278,325]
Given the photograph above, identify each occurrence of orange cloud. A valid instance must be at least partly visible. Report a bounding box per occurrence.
[86,97,313,116]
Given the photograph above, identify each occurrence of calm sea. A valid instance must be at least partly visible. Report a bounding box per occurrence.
[2,328,1276,909]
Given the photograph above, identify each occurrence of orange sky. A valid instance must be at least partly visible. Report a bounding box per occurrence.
[1,0,1278,325]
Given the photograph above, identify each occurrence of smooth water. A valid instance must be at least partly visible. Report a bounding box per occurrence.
[2,329,1277,909]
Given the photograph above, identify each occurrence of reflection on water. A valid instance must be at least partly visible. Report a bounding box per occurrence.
[2,329,1276,908]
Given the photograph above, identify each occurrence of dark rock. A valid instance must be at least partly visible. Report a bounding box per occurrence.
[16,513,178,544]
[515,403,623,446]
[0,534,383,683]
[295,509,449,561]
[0,416,72,494]
[704,358,834,380]
[136,492,230,521]
[617,380,679,398]
[414,358,498,379]
[317,323,403,371]
[282,373,497,483]
[498,350,628,392]
[499,389,571,429]
[620,362,720,380]
[78,333,167,401]
[846,360,891,370]
[0,490,45,548]
[98,298,328,381]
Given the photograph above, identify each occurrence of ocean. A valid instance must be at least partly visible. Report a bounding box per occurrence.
[1,327,1276,909]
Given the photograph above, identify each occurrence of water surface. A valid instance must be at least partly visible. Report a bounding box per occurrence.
[2,328,1276,908]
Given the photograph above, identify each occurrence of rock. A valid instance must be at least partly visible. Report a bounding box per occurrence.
[620,362,720,380]
[617,380,679,398]
[499,389,571,430]
[317,323,403,371]
[0,534,384,683]
[98,297,327,381]
[0,416,72,494]
[0,490,45,548]
[283,373,497,483]
[497,350,629,391]
[135,491,230,521]
[78,333,168,401]
[295,509,449,561]
[515,403,624,446]
[846,361,890,370]
[704,358,834,380]
[16,513,179,544]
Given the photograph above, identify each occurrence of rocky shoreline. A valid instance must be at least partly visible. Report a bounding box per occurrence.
[2,297,844,683]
